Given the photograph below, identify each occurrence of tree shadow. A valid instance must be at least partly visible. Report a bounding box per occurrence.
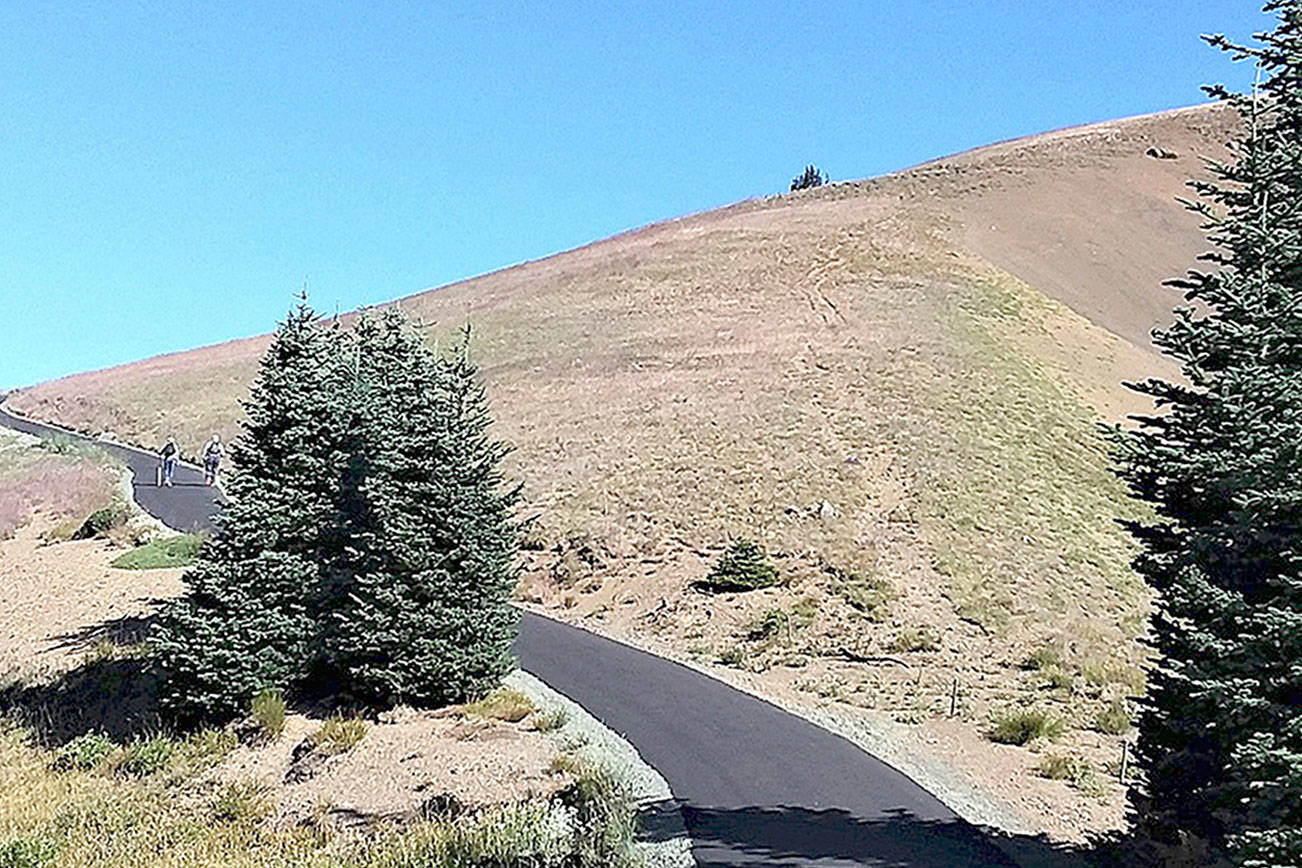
[47,609,163,652]
[638,801,1100,868]
[0,656,163,745]
[0,613,167,746]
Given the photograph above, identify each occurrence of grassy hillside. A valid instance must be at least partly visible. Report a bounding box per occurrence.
[5,102,1240,832]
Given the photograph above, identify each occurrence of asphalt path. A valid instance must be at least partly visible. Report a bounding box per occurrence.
[0,405,219,533]
[0,404,1018,867]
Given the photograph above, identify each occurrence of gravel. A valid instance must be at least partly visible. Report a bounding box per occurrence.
[507,670,695,868]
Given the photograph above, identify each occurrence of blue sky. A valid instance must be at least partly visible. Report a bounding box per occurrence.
[0,1,1270,389]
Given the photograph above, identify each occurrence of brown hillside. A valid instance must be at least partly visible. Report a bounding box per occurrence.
[6,102,1240,839]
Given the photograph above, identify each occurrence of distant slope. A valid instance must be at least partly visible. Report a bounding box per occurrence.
[933,103,1233,350]
[6,103,1240,836]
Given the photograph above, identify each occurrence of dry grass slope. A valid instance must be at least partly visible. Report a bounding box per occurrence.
[5,102,1242,838]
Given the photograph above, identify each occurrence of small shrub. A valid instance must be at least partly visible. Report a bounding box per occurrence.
[687,640,714,661]
[791,597,820,627]
[211,781,269,824]
[698,539,778,592]
[745,609,789,642]
[110,534,204,569]
[989,708,1065,745]
[1094,696,1133,735]
[120,735,176,777]
[890,628,939,653]
[308,716,368,755]
[249,689,287,740]
[462,688,534,723]
[0,837,57,868]
[1023,644,1063,671]
[717,645,746,667]
[52,732,117,771]
[532,708,569,733]
[549,752,584,777]
[72,504,127,540]
[1037,753,1102,794]
[827,566,892,619]
[1043,667,1075,692]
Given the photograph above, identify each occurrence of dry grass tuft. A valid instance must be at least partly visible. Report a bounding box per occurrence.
[461,688,534,723]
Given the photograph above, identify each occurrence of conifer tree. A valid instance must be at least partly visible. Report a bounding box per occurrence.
[1113,4,1302,864]
[152,298,351,724]
[321,312,520,707]
[790,164,827,191]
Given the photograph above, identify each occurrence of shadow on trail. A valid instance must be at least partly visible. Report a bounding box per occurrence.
[639,802,1096,868]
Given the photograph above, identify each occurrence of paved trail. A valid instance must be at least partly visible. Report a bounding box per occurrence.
[1,404,1021,867]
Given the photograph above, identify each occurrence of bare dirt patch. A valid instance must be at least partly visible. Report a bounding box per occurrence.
[0,519,182,676]
[214,705,563,832]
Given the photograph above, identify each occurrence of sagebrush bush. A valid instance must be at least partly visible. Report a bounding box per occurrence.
[890,628,939,653]
[1022,644,1063,671]
[1038,753,1101,794]
[717,645,746,667]
[532,708,569,733]
[698,539,778,592]
[989,707,1065,745]
[72,504,127,540]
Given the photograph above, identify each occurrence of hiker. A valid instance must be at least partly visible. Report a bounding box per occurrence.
[202,434,223,486]
[159,437,179,487]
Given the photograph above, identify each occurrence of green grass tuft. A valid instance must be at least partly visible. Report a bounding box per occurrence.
[52,733,117,771]
[119,735,176,777]
[110,534,204,569]
[0,837,57,868]
[249,689,287,740]
[211,781,270,824]
[308,716,368,755]
[989,707,1065,745]
[1094,696,1133,735]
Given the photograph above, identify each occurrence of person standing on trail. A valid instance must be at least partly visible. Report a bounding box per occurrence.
[202,434,223,486]
[159,437,179,487]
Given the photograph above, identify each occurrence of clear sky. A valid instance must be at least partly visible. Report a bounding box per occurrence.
[0,1,1271,389]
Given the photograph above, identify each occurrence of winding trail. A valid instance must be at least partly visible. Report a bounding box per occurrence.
[1,404,1022,867]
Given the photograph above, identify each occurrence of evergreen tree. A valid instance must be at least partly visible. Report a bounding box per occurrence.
[1113,4,1302,864]
[152,299,351,724]
[790,164,826,191]
[321,312,520,707]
